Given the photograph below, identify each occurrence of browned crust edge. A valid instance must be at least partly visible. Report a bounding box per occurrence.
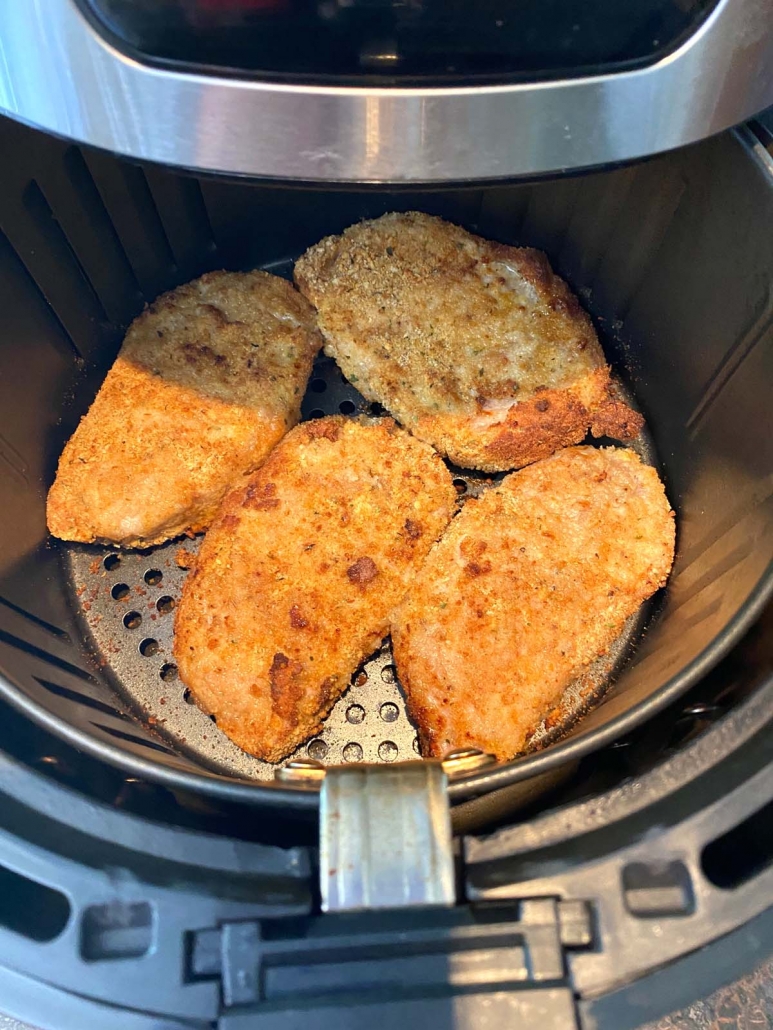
[589,393,645,441]
[414,367,644,473]
[480,368,645,470]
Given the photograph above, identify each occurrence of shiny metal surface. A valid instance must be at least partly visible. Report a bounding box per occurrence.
[320,762,455,911]
[0,0,771,182]
[442,747,497,777]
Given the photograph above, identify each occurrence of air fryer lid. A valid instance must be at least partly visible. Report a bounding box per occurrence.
[0,0,772,180]
[0,119,771,819]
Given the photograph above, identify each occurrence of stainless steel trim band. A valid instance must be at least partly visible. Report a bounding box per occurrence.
[0,0,772,183]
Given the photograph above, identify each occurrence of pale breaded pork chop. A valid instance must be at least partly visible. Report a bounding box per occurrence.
[174,416,456,763]
[295,212,642,472]
[47,270,320,547]
[392,446,675,761]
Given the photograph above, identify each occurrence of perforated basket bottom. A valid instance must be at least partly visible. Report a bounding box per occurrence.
[64,355,651,781]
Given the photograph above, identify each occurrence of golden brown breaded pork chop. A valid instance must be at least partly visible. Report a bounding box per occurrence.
[174,416,456,763]
[295,212,642,472]
[47,270,320,547]
[392,446,675,761]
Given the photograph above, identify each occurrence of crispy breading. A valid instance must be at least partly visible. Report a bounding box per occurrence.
[392,446,675,761]
[47,270,320,547]
[174,416,456,762]
[295,212,642,471]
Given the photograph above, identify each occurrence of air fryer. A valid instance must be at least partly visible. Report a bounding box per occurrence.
[0,0,772,1025]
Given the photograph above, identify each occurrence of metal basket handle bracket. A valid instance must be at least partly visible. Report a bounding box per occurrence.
[321,761,454,911]
[282,750,492,912]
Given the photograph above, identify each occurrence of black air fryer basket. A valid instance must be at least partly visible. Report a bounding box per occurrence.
[0,115,771,818]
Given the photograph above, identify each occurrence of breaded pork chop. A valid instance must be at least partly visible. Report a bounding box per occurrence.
[295,212,642,472]
[392,446,675,761]
[47,271,320,547]
[174,416,456,763]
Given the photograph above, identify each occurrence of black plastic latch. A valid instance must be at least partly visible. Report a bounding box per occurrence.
[190,898,594,1029]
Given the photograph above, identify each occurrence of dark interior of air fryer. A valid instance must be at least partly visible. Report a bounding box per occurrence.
[0,114,771,831]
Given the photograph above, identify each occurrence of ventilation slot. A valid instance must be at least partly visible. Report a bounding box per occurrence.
[143,168,217,281]
[34,678,129,721]
[0,596,70,641]
[0,627,97,683]
[13,181,116,361]
[25,181,108,317]
[0,229,81,363]
[94,722,177,755]
[0,865,70,941]
[702,798,773,889]
[82,152,177,300]
[33,147,144,326]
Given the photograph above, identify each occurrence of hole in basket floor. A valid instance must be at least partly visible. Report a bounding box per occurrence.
[160,663,178,683]
[123,610,141,630]
[139,638,159,657]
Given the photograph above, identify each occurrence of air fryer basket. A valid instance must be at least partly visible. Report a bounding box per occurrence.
[0,115,771,814]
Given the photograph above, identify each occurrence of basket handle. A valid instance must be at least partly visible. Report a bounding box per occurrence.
[280,749,493,912]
